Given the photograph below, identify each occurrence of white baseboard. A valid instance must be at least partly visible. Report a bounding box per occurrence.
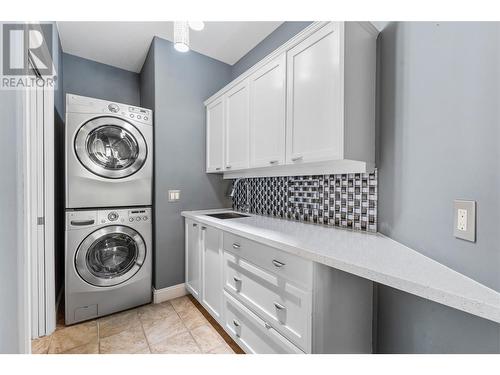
[153,283,188,304]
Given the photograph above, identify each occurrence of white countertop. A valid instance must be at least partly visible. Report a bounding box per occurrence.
[182,209,500,324]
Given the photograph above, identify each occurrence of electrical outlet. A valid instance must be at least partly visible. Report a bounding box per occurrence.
[168,190,181,202]
[453,200,476,242]
[457,209,467,231]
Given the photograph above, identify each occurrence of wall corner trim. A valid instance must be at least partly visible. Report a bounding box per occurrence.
[153,283,188,304]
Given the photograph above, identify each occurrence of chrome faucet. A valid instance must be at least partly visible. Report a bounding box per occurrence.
[229,178,250,213]
[229,178,242,198]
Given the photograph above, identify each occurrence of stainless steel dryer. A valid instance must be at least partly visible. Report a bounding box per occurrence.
[65,207,152,325]
[65,94,153,208]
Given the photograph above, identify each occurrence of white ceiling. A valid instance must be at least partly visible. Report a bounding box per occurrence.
[56,22,284,73]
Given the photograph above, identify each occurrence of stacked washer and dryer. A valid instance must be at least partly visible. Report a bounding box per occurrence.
[64,94,153,325]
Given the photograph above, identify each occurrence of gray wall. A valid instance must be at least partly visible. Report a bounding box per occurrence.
[231,21,312,79]
[0,24,25,353]
[140,37,232,289]
[377,22,500,353]
[62,53,140,108]
[0,91,23,354]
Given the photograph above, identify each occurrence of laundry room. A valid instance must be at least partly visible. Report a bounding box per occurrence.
[1,1,500,368]
[50,23,234,349]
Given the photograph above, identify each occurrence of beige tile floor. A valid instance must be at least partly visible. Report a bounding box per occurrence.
[32,296,242,354]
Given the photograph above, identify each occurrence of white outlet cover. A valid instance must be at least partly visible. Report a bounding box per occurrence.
[457,209,467,231]
[453,200,476,242]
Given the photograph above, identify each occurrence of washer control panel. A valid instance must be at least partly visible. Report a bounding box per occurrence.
[96,208,151,225]
[127,209,150,223]
[67,208,151,229]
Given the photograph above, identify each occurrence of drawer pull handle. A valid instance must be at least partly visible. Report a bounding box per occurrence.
[272,259,285,268]
[232,243,241,249]
[192,223,197,227]
[215,167,221,171]
[269,160,279,164]
[233,319,240,327]
[233,276,242,283]
[274,302,286,311]
[291,155,303,162]
[226,165,232,169]
[264,322,272,329]
[201,226,206,230]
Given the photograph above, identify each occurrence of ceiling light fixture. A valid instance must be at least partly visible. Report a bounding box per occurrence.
[188,21,205,31]
[174,21,190,52]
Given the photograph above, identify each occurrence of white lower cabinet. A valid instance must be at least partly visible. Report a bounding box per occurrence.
[185,219,373,354]
[185,219,201,299]
[201,225,223,322]
[224,251,311,352]
[224,291,303,354]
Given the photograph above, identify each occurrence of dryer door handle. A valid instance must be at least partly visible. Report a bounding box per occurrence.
[70,219,95,226]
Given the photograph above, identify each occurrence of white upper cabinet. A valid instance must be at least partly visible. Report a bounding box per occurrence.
[224,80,250,171]
[249,53,286,168]
[286,22,342,164]
[206,98,224,172]
[205,22,378,178]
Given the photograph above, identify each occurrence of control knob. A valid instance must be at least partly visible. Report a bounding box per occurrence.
[108,103,119,113]
[108,212,119,221]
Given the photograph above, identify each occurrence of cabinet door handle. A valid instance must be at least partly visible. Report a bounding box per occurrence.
[192,223,197,227]
[272,259,285,268]
[269,160,279,164]
[226,165,232,169]
[201,226,206,230]
[291,156,303,162]
[215,167,221,171]
[233,276,242,283]
[233,319,240,327]
[274,302,286,311]
[232,243,241,249]
[264,322,272,329]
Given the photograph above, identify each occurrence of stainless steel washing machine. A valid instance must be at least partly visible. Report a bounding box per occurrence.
[65,207,152,325]
[65,94,153,208]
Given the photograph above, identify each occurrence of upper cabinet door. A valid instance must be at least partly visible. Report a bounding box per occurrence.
[286,22,343,164]
[249,54,286,168]
[225,80,250,171]
[206,98,224,173]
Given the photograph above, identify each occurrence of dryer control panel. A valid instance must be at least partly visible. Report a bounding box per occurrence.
[66,94,153,126]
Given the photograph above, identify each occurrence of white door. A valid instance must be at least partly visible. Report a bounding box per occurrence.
[286,22,343,164]
[201,225,223,321]
[206,98,224,172]
[249,53,286,168]
[28,71,55,339]
[185,219,201,300]
[224,80,250,171]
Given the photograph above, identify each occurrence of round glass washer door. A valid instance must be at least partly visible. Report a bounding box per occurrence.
[74,117,147,179]
[75,226,146,287]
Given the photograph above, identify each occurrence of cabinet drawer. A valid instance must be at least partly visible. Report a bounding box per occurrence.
[223,291,303,354]
[223,232,312,289]
[224,252,311,352]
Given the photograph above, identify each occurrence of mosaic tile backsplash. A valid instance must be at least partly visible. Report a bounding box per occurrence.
[232,170,378,232]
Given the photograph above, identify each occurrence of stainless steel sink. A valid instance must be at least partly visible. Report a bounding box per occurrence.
[205,212,250,220]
